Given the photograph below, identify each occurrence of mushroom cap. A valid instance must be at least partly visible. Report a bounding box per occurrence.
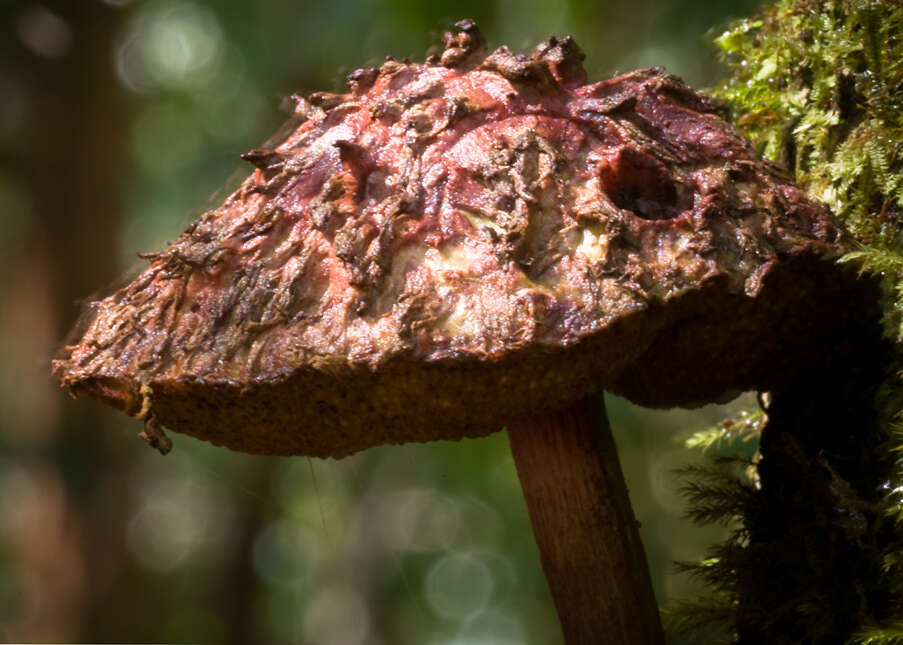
[54,21,870,457]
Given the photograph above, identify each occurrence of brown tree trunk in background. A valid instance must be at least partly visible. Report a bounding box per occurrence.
[7,4,272,640]
[11,2,144,640]
[28,5,126,312]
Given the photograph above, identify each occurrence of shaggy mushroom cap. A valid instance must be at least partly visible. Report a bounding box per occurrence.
[54,21,867,457]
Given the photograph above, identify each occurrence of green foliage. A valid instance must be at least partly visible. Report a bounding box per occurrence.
[851,626,903,645]
[670,2,903,643]
[714,0,903,340]
[676,458,758,527]
[661,593,737,645]
[684,409,764,455]
[668,417,760,641]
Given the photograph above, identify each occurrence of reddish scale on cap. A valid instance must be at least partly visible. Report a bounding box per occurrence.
[54,22,865,456]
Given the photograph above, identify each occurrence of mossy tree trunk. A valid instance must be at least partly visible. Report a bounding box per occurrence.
[672,2,903,643]
[739,315,894,644]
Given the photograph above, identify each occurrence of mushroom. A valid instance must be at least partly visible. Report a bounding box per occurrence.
[53,21,871,645]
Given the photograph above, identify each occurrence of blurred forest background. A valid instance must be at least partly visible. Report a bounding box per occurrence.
[0,0,765,643]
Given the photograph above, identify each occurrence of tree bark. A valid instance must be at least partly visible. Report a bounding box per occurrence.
[9,2,139,640]
[737,315,893,645]
[507,396,665,645]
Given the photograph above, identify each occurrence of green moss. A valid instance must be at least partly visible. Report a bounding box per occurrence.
[670,2,903,643]
[714,0,903,340]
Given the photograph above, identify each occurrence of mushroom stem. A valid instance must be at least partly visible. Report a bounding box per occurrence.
[507,395,664,645]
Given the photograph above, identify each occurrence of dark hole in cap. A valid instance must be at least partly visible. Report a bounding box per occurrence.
[598,147,690,220]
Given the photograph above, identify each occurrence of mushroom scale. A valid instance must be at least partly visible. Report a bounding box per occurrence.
[54,22,864,457]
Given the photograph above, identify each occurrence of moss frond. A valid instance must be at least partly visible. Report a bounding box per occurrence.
[676,460,758,527]
[851,626,903,645]
[661,594,737,645]
[684,410,764,454]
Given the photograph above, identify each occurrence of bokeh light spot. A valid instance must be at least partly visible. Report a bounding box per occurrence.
[15,4,72,59]
[425,552,494,621]
[128,499,201,572]
[116,2,224,93]
[127,472,235,573]
[451,608,524,645]
[377,488,461,552]
[302,586,370,645]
